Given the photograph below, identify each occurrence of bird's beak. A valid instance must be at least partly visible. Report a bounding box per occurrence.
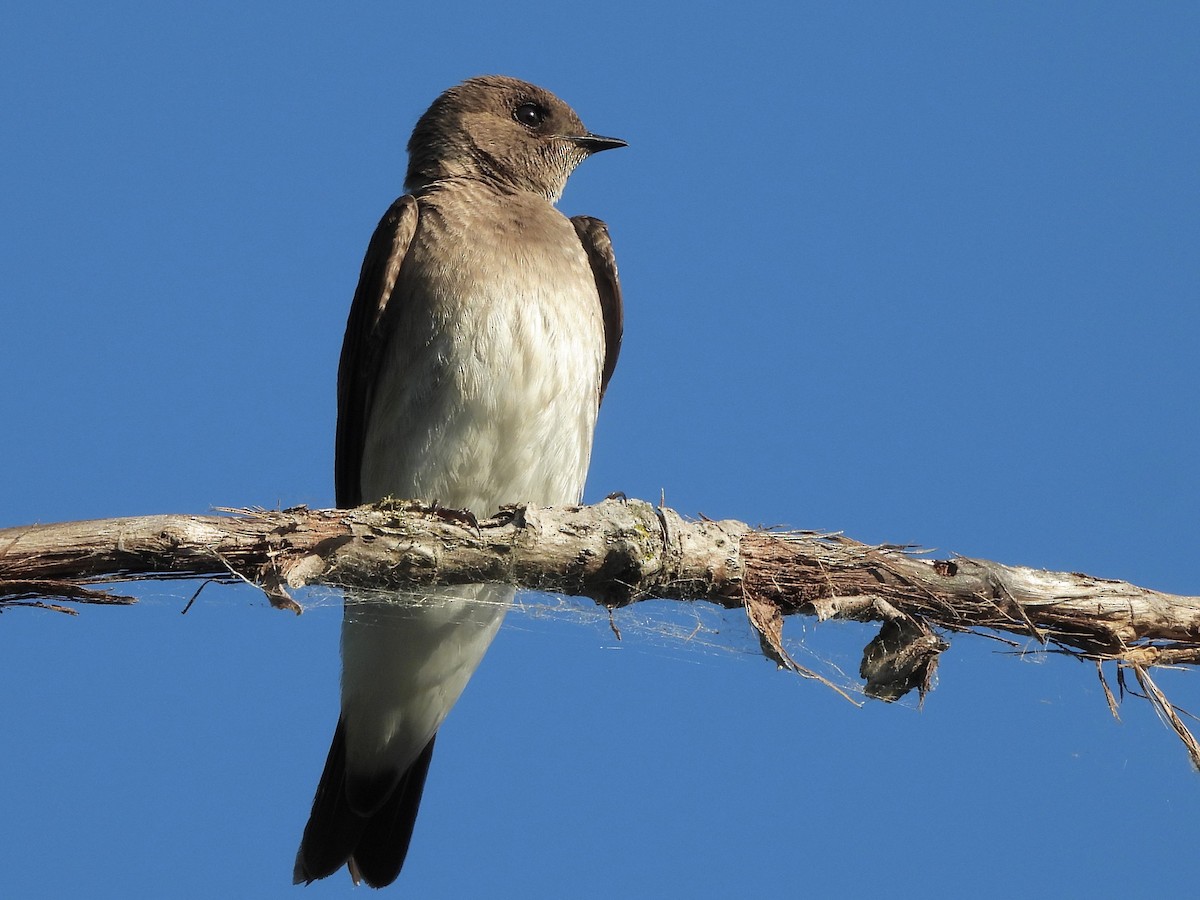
[569,133,628,154]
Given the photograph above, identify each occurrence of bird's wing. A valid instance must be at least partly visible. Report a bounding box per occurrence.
[335,195,420,508]
[571,215,623,401]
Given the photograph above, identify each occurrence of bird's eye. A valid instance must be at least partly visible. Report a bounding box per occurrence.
[513,102,547,128]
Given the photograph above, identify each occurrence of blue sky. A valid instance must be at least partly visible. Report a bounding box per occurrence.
[3,3,1198,897]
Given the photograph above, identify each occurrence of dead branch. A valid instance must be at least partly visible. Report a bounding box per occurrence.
[3,497,1199,763]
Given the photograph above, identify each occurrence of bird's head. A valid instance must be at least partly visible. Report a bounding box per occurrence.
[405,75,625,201]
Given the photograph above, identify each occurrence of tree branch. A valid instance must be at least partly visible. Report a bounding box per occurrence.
[3,498,1199,763]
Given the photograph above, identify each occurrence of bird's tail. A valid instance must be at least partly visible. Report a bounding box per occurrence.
[293,718,436,889]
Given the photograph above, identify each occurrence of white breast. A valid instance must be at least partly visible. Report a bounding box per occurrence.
[342,188,606,781]
[359,193,605,516]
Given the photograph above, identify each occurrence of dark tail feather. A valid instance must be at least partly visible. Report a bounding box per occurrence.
[294,720,437,889]
[293,719,364,884]
[347,735,436,888]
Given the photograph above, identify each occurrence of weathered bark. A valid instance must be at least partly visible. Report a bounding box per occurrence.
[3,497,1199,763]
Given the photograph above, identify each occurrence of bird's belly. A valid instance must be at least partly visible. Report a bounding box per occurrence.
[344,274,604,779]
[340,581,511,791]
[360,275,605,514]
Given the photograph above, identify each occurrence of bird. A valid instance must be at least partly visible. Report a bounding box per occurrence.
[293,75,625,888]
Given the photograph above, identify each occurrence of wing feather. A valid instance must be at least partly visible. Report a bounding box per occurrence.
[570,215,623,401]
[335,195,420,507]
